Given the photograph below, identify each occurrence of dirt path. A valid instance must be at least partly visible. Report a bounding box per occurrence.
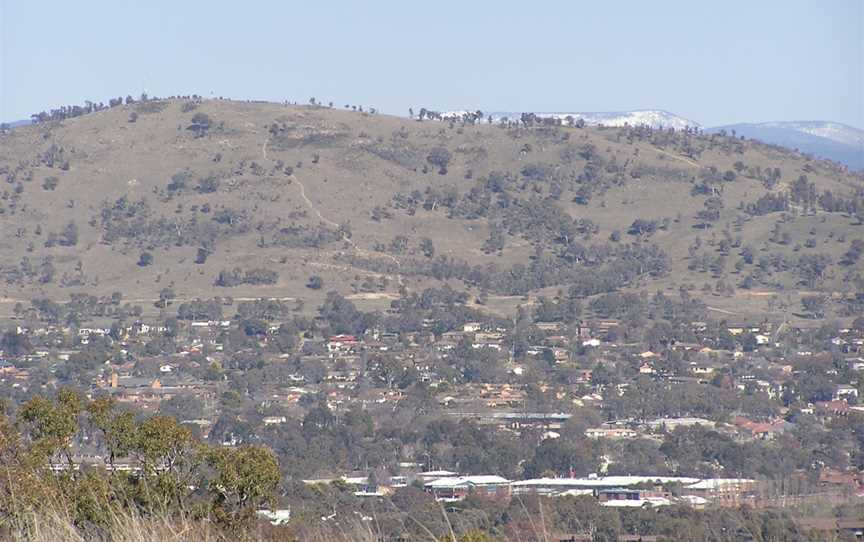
[261,134,404,285]
[346,292,400,301]
[706,306,738,315]
[293,177,339,229]
[84,295,301,305]
[309,261,393,280]
[0,296,299,311]
[291,177,402,271]
[653,147,700,168]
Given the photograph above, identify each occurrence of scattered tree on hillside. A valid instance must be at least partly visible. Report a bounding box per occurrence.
[188,112,212,138]
[137,251,154,267]
[307,275,323,290]
[427,147,451,175]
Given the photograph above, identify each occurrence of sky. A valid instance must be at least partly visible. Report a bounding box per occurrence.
[0,0,862,127]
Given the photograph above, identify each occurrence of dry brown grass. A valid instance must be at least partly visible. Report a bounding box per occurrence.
[11,508,221,542]
[0,98,860,321]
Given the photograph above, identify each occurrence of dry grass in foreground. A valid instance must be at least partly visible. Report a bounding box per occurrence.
[10,508,222,542]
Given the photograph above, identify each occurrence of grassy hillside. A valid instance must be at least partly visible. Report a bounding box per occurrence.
[1,98,862,321]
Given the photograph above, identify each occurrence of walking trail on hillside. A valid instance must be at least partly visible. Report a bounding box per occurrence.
[653,147,700,168]
[261,133,404,286]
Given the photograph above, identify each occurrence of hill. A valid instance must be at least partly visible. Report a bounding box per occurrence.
[0,98,862,321]
[709,121,864,171]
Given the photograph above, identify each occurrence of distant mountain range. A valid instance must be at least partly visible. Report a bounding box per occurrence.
[482,109,699,131]
[452,109,863,170]
[707,121,864,170]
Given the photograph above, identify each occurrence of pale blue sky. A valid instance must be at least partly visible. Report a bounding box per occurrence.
[1,0,862,127]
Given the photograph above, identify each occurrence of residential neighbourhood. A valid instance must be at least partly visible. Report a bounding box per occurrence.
[4,294,864,531]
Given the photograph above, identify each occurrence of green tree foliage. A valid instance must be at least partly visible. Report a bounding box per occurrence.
[306,274,323,289]
[427,146,452,174]
[1,327,33,356]
[188,112,212,137]
[206,445,280,526]
[214,267,279,287]
[87,397,136,468]
[523,438,599,478]
[19,388,83,467]
[0,392,281,535]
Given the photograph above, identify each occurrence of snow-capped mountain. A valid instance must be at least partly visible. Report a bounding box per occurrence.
[485,109,700,130]
[708,121,864,170]
[434,107,862,169]
[725,121,863,147]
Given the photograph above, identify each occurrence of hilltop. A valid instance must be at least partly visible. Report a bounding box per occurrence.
[0,97,862,321]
